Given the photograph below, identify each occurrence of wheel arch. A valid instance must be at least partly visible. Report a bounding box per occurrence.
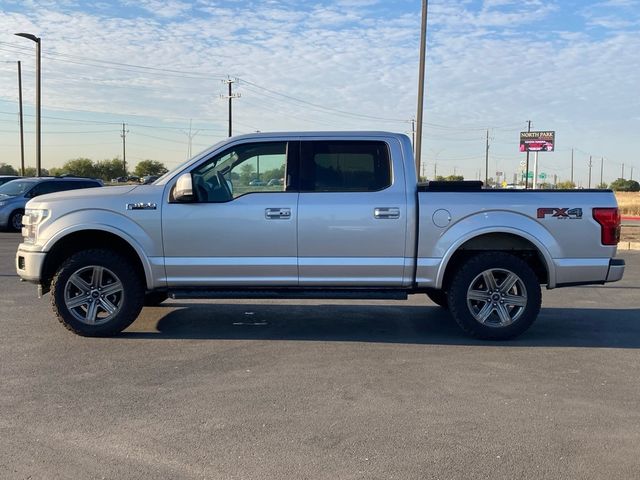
[41,228,153,292]
[436,229,555,290]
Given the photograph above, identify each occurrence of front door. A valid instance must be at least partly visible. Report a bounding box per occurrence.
[162,141,298,287]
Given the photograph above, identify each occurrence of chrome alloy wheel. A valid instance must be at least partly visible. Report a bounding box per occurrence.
[63,266,124,325]
[466,268,528,328]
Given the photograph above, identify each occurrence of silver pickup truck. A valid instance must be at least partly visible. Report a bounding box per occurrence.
[16,132,625,339]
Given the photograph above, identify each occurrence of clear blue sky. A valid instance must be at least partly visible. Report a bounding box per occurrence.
[0,0,638,185]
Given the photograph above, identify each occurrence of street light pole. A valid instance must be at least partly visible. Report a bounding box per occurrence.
[17,61,25,176]
[414,0,428,179]
[15,33,41,177]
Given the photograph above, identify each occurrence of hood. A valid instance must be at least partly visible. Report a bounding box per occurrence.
[34,185,139,204]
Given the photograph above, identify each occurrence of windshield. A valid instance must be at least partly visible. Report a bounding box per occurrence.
[154,139,228,185]
[0,179,36,197]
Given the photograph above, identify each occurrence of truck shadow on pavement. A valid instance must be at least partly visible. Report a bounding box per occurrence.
[124,303,640,348]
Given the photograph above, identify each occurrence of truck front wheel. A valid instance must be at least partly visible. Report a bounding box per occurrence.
[447,252,541,340]
[51,249,144,336]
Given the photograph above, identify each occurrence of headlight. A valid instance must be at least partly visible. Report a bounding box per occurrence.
[22,208,49,244]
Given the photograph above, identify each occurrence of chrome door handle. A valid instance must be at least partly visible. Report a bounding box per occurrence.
[265,208,291,219]
[374,207,400,219]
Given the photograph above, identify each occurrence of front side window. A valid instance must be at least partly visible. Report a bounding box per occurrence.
[191,142,288,202]
[299,141,392,192]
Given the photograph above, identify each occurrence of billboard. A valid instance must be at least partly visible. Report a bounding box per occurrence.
[519,131,555,152]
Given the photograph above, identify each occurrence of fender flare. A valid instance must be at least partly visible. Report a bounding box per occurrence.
[41,219,155,290]
[433,213,558,289]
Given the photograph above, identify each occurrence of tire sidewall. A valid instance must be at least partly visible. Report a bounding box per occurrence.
[52,249,144,336]
[9,210,24,232]
[448,253,542,340]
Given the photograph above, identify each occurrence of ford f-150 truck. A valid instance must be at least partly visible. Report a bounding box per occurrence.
[15,132,625,339]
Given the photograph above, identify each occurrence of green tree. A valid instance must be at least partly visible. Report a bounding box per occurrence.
[239,163,255,184]
[610,178,640,192]
[134,159,168,178]
[60,158,98,178]
[435,175,465,182]
[261,165,285,182]
[556,180,576,189]
[0,163,18,175]
[596,182,608,189]
[23,167,50,177]
[95,158,126,181]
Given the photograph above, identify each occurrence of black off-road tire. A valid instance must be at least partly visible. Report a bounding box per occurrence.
[447,252,541,340]
[9,209,24,232]
[144,291,168,306]
[51,249,144,336]
[425,288,449,309]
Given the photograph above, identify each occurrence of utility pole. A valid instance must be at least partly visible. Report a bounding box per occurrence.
[120,123,129,177]
[221,78,240,137]
[433,163,437,179]
[621,163,625,179]
[570,148,574,185]
[484,129,490,187]
[631,166,634,181]
[414,0,429,178]
[525,120,532,189]
[17,60,25,176]
[600,156,604,187]
[588,155,593,188]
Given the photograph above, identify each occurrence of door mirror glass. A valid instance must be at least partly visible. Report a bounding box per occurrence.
[173,173,194,202]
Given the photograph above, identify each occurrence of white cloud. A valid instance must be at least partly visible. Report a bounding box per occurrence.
[0,0,637,185]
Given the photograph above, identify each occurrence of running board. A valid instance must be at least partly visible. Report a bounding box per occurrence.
[169,288,409,301]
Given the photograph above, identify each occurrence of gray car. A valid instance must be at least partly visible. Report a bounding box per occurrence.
[0,177,102,231]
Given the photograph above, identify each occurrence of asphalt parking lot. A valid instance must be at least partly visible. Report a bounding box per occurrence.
[1,232,639,479]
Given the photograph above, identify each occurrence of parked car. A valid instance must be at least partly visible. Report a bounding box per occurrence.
[141,175,159,185]
[0,175,20,187]
[15,132,624,340]
[248,179,267,186]
[267,178,284,186]
[0,177,102,231]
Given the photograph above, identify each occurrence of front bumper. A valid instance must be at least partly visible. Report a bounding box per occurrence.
[16,246,46,284]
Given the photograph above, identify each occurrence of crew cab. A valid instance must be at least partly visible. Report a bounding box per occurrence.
[15,132,625,339]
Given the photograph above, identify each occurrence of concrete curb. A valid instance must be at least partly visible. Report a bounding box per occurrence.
[618,241,640,251]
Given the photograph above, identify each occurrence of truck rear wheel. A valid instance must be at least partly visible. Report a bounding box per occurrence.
[447,252,541,340]
[425,288,448,309]
[51,249,144,336]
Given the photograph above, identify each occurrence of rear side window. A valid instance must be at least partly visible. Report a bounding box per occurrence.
[299,141,391,192]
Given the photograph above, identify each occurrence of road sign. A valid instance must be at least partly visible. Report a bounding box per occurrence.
[519,160,526,167]
[539,172,547,180]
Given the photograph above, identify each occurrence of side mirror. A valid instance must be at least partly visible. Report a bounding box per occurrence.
[173,173,194,202]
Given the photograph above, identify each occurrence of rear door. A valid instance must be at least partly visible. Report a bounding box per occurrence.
[297,137,409,286]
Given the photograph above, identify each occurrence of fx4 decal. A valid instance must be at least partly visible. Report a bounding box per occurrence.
[537,207,583,219]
